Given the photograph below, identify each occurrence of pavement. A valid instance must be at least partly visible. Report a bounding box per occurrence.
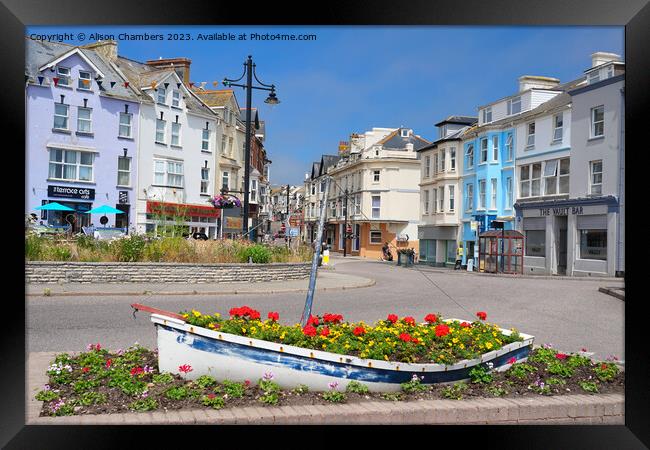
[26,351,624,425]
[25,270,375,297]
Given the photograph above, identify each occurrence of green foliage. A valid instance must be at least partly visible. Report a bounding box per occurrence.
[528,347,557,365]
[258,379,281,405]
[546,377,566,386]
[529,381,551,395]
[152,373,175,384]
[486,385,508,397]
[547,361,575,378]
[469,365,494,384]
[579,381,599,393]
[567,354,592,368]
[25,234,43,260]
[441,382,467,400]
[165,386,189,400]
[506,363,537,379]
[73,379,100,394]
[401,376,428,394]
[222,380,245,398]
[381,392,404,401]
[593,362,619,382]
[129,397,158,411]
[201,394,225,409]
[293,384,309,395]
[107,369,147,396]
[321,390,347,403]
[195,375,217,389]
[35,389,59,402]
[78,391,107,406]
[112,234,146,262]
[48,246,72,261]
[345,381,370,394]
[240,244,272,263]
[50,401,76,416]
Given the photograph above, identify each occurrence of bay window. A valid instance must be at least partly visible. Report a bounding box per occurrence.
[492,135,499,161]
[449,185,455,212]
[432,188,437,213]
[505,134,513,161]
[424,155,430,177]
[480,138,488,163]
[450,147,456,171]
[440,149,445,172]
[466,184,473,212]
[466,144,474,169]
[372,195,380,218]
[438,186,444,212]
[490,178,497,210]
[478,180,486,209]
[423,189,429,214]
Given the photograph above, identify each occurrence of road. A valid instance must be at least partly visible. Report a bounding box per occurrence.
[26,258,625,362]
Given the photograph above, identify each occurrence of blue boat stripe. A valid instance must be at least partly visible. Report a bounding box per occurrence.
[159,325,531,385]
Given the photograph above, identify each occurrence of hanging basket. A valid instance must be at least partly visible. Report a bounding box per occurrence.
[208,194,241,209]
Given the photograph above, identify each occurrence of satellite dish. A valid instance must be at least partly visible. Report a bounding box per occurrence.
[99,216,109,225]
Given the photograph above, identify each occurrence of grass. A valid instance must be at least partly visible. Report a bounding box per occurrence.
[25,234,312,264]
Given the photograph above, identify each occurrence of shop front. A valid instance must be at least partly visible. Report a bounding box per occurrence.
[514,196,620,277]
[418,225,459,267]
[146,201,220,238]
[41,185,96,232]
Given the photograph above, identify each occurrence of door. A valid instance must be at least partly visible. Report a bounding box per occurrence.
[557,217,568,275]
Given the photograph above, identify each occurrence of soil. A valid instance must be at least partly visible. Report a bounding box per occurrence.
[38,349,625,417]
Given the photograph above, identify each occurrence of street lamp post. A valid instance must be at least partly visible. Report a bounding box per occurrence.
[223,56,279,240]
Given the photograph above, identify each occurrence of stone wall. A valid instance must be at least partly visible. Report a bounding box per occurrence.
[25,261,311,284]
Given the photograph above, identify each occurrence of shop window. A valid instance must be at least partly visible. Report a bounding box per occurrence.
[370,230,382,244]
[525,230,545,257]
[580,229,607,260]
[446,241,456,263]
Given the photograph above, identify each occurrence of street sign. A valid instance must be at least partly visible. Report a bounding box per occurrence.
[288,227,299,237]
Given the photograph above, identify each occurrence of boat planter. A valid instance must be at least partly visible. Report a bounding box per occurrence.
[149,312,535,392]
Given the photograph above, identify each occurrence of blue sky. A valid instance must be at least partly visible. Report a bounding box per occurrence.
[27,26,623,185]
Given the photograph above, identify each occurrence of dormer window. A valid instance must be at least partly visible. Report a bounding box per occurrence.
[56,67,71,87]
[440,125,447,138]
[401,129,409,138]
[482,107,492,124]
[78,71,92,90]
[172,90,180,108]
[588,71,600,84]
[157,87,166,105]
[507,96,521,116]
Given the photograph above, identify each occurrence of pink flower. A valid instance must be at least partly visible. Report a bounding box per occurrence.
[244,380,251,387]
[507,357,517,364]
[555,353,568,360]
[460,322,471,328]
[178,364,193,374]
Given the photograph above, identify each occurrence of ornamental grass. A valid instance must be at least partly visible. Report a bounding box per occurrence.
[180,307,524,365]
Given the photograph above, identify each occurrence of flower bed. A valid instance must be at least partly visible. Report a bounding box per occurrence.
[34,343,624,417]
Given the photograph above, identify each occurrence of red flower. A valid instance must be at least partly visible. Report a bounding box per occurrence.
[412,338,419,344]
[555,353,568,360]
[82,367,90,373]
[581,348,588,352]
[403,316,416,326]
[229,307,242,317]
[307,315,320,326]
[230,306,261,320]
[507,357,517,364]
[244,380,251,387]
[386,314,398,324]
[207,393,216,399]
[249,310,261,320]
[130,366,144,376]
[323,313,343,324]
[267,311,279,321]
[435,324,450,337]
[320,327,330,337]
[424,314,438,324]
[399,333,412,342]
[460,322,471,328]
[178,364,193,374]
[601,363,607,370]
[353,326,366,336]
[105,359,112,369]
[476,311,487,321]
[303,325,317,337]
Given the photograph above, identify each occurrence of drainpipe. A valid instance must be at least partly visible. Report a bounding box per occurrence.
[616,86,624,277]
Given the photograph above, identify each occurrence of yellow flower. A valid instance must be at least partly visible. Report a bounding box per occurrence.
[208,323,215,329]
[242,328,247,334]
[322,344,327,349]
[452,338,459,344]
[192,310,201,317]
[214,313,221,318]
[486,342,493,349]
[384,355,389,361]
[250,327,257,333]
[182,313,189,319]
[459,343,465,349]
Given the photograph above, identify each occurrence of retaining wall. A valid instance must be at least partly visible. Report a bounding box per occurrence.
[25,261,312,284]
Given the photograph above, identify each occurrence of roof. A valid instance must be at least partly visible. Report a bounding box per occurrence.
[434,116,477,127]
[416,126,471,152]
[192,89,235,107]
[240,108,260,130]
[319,155,341,176]
[377,128,431,151]
[25,38,140,102]
[310,162,321,180]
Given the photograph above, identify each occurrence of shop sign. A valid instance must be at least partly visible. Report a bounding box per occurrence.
[118,191,129,204]
[48,185,95,200]
[225,216,243,230]
[146,201,220,218]
[539,206,584,216]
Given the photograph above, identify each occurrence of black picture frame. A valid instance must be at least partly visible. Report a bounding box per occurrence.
[5,0,647,446]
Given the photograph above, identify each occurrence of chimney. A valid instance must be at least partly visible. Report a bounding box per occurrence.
[518,75,560,92]
[83,40,118,61]
[145,58,192,85]
[406,143,414,151]
[591,52,621,68]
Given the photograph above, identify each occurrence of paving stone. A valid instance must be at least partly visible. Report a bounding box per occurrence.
[178,410,197,424]
[272,406,303,425]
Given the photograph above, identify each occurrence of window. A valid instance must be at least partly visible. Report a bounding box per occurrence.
[373,170,380,182]
[478,180,486,209]
[432,188,437,213]
[450,147,456,171]
[117,156,131,186]
[77,107,92,133]
[492,136,499,161]
[559,158,570,194]
[371,195,380,218]
[480,139,488,163]
[482,107,492,123]
[154,159,183,187]
[228,137,234,156]
[339,224,345,250]
[526,122,535,148]
[506,177,513,208]
[251,179,257,202]
[507,96,521,115]
[56,67,70,87]
[370,231,382,244]
[172,90,180,108]
[202,129,210,151]
[171,122,181,146]
[201,168,209,194]
[330,202,336,217]
[490,178,497,210]
[221,136,227,154]
[401,129,409,137]
[446,240,456,263]
[221,171,229,190]
[156,119,166,143]
[553,113,563,141]
[78,71,91,90]
[449,185,455,212]
[354,195,360,215]
[320,180,325,192]
[440,149,445,172]
[580,229,607,260]
[157,87,166,104]
[466,144,474,169]
[591,106,604,138]
[433,153,438,174]
[375,148,380,157]
[49,149,93,182]
[424,155,430,177]
[505,134,513,161]
[590,160,603,195]
[588,71,600,84]
[520,163,542,198]
[525,230,545,257]
[119,112,132,138]
[438,186,444,212]
[53,103,69,130]
[466,184,473,211]
[543,159,558,195]
[423,189,429,214]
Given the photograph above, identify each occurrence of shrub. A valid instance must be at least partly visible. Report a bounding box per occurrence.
[593,362,619,382]
[112,234,146,262]
[441,382,467,400]
[152,373,175,384]
[195,375,217,389]
[579,381,599,393]
[78,391,107,406]
[222,380,245,398]
[321,390,346,403]
[258,379,281,405]
[486,385,508,397]
[506,363,536,379]
[345,381,370,394]
[201,394,225,409]
[547,361,574,378]
[165,386,189,400]
[35,389,59,402]
[469,364,493,384]
[241,244,272,263]
[25,235,43,260]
